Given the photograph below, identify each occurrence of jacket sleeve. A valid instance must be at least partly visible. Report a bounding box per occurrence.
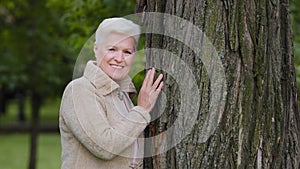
[60,80,150,160]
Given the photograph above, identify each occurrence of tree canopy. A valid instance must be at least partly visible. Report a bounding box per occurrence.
[0,0,136,99]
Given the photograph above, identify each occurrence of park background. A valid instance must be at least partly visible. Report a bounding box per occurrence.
[0,0,299,169]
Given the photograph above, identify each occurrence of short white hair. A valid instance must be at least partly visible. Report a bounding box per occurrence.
[95,17,141,48]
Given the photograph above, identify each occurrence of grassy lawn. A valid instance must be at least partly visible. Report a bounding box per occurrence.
[0,97,61,169]
[0,133,61,169]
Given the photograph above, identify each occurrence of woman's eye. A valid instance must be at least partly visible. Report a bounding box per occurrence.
[124,51,132,55]
[108,48,115,51]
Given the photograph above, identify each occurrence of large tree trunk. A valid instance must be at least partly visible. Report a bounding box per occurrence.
[136,0,300,168]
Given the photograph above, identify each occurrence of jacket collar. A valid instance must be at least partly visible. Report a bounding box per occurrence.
[83,61,137,96]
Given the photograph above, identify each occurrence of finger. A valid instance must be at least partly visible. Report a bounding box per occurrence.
[144,68,155,87]
[152,74,163,90]
[155,81,164,93]
[148,68,155,87]
[151,82,163,102]
[141,68,152,88]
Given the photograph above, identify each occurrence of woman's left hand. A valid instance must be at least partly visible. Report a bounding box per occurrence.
[137,68,164,113]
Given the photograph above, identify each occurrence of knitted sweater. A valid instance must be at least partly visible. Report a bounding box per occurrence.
[59,61,150,169]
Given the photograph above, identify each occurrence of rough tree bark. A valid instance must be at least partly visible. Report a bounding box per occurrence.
[136,0,300,168]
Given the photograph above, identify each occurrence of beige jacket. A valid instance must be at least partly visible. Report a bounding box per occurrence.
[59,61,150,169]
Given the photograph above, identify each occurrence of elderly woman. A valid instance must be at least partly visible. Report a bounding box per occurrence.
[59,18,163,169]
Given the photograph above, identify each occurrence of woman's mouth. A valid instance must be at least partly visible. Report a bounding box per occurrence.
[110,64,124,69]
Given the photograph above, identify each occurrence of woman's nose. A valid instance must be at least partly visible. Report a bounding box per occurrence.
[114,51,124,62]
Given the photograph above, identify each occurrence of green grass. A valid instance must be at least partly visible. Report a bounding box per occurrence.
[37,134,61,169]
[0,97,61,169]
[0,133,61,169]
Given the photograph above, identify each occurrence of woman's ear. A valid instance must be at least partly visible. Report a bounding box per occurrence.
[94,42,98,54]
[94,42,99,61]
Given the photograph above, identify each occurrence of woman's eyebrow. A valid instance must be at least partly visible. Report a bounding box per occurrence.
[123,48,134,51]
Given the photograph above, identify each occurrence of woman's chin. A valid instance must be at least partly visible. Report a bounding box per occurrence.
[109,72,126,81]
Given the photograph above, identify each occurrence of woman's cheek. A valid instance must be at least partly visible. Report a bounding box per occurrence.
[126,55,135,65]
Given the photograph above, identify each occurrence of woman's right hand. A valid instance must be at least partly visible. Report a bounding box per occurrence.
[137,68,164,113]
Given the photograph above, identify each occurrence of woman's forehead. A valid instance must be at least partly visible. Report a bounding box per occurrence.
[103,32,135,49]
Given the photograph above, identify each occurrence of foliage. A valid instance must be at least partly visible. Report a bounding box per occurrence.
[0,0,73,97]
[0,0,137,100]
[46,0,136,53]
[290,0,300,99]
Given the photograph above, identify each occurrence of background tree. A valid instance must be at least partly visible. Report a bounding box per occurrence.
[137,0,300,168]
[0,0,73,168]
[0,1,137,168]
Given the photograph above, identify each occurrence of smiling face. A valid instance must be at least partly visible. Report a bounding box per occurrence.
[94,32,136,81]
